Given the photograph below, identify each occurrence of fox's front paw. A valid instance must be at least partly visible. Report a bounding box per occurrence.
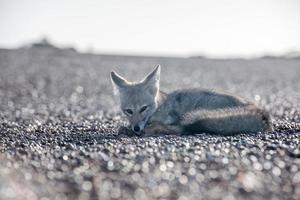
[117,126,135,137]
[144,121,173,136]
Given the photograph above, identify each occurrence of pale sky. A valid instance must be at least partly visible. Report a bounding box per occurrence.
[0,0,300,57]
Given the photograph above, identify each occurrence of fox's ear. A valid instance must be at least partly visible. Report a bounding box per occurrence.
[142,65,160,86]
[110,71,129,92]
[141,65,160,95]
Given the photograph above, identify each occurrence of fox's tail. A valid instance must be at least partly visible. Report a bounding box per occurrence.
[181,105,272,135]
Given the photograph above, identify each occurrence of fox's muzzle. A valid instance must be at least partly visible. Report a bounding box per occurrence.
[133,125,140,132]
[131,121,147,133]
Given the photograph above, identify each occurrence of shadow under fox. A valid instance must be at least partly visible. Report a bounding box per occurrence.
[111,65,272,136]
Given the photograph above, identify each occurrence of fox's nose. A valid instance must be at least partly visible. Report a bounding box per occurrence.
[133,125,140,132]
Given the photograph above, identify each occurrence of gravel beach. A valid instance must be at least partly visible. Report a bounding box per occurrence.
[0,47,299,200]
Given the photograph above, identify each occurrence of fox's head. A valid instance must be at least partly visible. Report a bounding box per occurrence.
[111,65,161,133]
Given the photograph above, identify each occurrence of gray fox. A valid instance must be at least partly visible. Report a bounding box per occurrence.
[111,65,272,136]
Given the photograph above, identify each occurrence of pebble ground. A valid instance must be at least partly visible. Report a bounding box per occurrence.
[0,47,299,200]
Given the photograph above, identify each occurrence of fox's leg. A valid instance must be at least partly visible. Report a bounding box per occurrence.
[143,121,183,136]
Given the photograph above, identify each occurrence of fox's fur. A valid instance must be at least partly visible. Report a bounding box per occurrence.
[111,65,272,136]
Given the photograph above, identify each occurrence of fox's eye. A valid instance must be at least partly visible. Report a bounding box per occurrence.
[124,109,133,115]
[139,105,148,113]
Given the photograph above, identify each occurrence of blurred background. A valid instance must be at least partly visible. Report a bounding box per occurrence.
[1,0,300,58]
[1,1,300,200]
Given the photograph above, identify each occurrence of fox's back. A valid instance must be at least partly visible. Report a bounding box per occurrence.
[150,88,250,124]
